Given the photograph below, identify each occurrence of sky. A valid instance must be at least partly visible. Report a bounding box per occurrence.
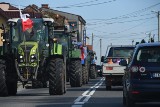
[1,0,160,64]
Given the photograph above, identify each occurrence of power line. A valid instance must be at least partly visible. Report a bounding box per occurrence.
[55,0,100,8]
[87,17,155,26]
[86,17,155,34]
[86,13,155,24]
[86,2,160,24]
[55,0,117,8]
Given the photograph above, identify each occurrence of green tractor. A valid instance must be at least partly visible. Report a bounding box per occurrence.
[66,25,90,86]
[53,25,83,87]
[88,50,97,79]
[67,33,83,87]
[0,17,66,96]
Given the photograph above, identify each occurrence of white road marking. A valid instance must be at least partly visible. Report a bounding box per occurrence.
[71,77,105,107]
[72,105,82,107]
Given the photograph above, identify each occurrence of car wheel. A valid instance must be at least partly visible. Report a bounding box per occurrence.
[123,92,126,105]
[106,85,111,90]
[126,95,135,107]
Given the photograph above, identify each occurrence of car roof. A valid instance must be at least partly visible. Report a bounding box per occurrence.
[136,42,160,48]
[108,45,135,48]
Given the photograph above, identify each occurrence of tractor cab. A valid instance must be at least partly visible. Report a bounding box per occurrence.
[7,18,54,82]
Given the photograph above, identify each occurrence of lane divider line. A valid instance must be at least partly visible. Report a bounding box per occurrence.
[71,77,105,107]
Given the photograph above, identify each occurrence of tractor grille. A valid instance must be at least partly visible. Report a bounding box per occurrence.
[21,45,34,63]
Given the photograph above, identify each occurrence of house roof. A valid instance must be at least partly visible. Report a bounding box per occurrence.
[41,8,86,25]
[0,8,8,19]
[0,2,19,10]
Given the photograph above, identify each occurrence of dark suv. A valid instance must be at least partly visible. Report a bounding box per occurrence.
[121,43,160,107]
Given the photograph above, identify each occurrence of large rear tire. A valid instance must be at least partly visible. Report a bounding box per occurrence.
[85,64,89,84]
[0,59,8,96]
[90,65,97,79]
[70,60,82,87]
[48,58,65,95]
[82,65,86,84]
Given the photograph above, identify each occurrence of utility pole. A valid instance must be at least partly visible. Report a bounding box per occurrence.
[100,39,102,65]
[92,33,93,50]
[158,11,160,42]
[151,11,160,42]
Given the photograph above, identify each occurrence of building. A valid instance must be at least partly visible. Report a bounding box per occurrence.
[0,3,87,46]
[40,4,86,44]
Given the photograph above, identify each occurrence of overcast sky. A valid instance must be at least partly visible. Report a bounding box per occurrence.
[2,0,160,64]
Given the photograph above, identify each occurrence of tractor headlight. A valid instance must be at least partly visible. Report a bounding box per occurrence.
[31,59,35,62]
[20,55,23,59]
[19,55,24,63]
[30,55,36,62]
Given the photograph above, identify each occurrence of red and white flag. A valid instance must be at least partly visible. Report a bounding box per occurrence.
[19,8,33,32]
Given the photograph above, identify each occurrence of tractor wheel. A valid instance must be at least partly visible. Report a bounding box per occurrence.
[0,59,8,96]
[82,65,86,84]
[90,65,97,79]
[6,55,18,96]
[35,72,47,88]
[7,80,17,96]
[70,60,82,87]
[85,62,89,84]
[48,58,65,95]
[32,80,43,88]
[126,94,135,107]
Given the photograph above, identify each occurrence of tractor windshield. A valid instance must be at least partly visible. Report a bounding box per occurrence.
[12,19,48,43]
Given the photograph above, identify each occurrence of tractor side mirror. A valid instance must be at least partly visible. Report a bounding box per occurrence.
[95,56,97,60]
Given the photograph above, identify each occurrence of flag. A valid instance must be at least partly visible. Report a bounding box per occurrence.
[19,7,33,32]
[80,46,84,60]
[22,18,33,32]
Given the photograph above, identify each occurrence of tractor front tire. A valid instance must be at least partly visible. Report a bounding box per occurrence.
[82,65,86,84]
[0,60,8,96]
[90,65,97,79]
[48,58,65,95]
[70,60,82,87]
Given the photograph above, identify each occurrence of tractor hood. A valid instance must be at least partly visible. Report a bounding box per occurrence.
[18,41,39,67]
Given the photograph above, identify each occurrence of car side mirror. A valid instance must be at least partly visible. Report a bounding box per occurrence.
[101,56,104,62]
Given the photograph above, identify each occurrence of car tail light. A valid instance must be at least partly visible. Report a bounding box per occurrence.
[139,67,145,73]
[106,67,113,70]
[131,66,138,72]
[131,91,140,94]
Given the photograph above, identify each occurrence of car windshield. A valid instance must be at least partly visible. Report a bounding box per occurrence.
[107,47,134,57]
[137,46,160,62]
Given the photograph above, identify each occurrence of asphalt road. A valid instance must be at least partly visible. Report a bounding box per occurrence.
[0,77,160,107]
